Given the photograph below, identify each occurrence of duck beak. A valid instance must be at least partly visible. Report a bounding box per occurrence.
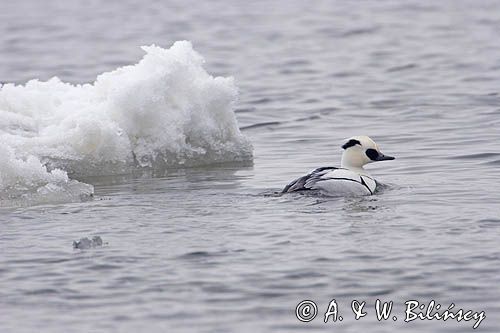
[376,153,395,161]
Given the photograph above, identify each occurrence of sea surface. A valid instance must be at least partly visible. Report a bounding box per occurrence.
[1,1,500,332]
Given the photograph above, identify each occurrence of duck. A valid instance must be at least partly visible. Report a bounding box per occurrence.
[282,136,395,196]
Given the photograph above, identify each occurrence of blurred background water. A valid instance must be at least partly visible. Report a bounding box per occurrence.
[1,0,500,332]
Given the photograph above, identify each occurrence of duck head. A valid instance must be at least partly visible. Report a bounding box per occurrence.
[341,136,395,171]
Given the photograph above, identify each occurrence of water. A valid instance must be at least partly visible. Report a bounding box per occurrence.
[1,0,500,332]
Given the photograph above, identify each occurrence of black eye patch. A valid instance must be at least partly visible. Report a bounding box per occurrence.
[366,148,379,161]
[342,139,361,150]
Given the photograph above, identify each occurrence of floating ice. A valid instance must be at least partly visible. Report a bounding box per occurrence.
[0,41,252,206]
[73,236,104,250]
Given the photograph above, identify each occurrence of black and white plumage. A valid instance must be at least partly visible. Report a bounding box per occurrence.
[282,136,394,196]
[282,167,376,195]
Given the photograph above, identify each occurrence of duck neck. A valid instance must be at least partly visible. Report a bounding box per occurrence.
[341,155,368,175]
[343,165,366,175]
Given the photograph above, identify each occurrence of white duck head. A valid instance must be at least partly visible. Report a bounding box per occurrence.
[340,136,395,172]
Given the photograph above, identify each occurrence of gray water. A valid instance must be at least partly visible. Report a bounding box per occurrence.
[1,0,500,332]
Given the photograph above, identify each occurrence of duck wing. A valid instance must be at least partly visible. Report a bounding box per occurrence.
[282,168,376,195]
[282,167,339,193]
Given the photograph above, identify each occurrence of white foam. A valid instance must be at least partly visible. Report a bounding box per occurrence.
[0,41,252,206]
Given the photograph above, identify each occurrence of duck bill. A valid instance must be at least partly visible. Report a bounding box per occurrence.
[376,153,395,161]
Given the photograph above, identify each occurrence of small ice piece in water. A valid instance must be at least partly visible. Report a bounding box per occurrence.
[73,237,92,249]
[92,236,103,246]
[73,236,104,249]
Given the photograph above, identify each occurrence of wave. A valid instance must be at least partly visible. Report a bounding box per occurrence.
[0,41,253,206]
